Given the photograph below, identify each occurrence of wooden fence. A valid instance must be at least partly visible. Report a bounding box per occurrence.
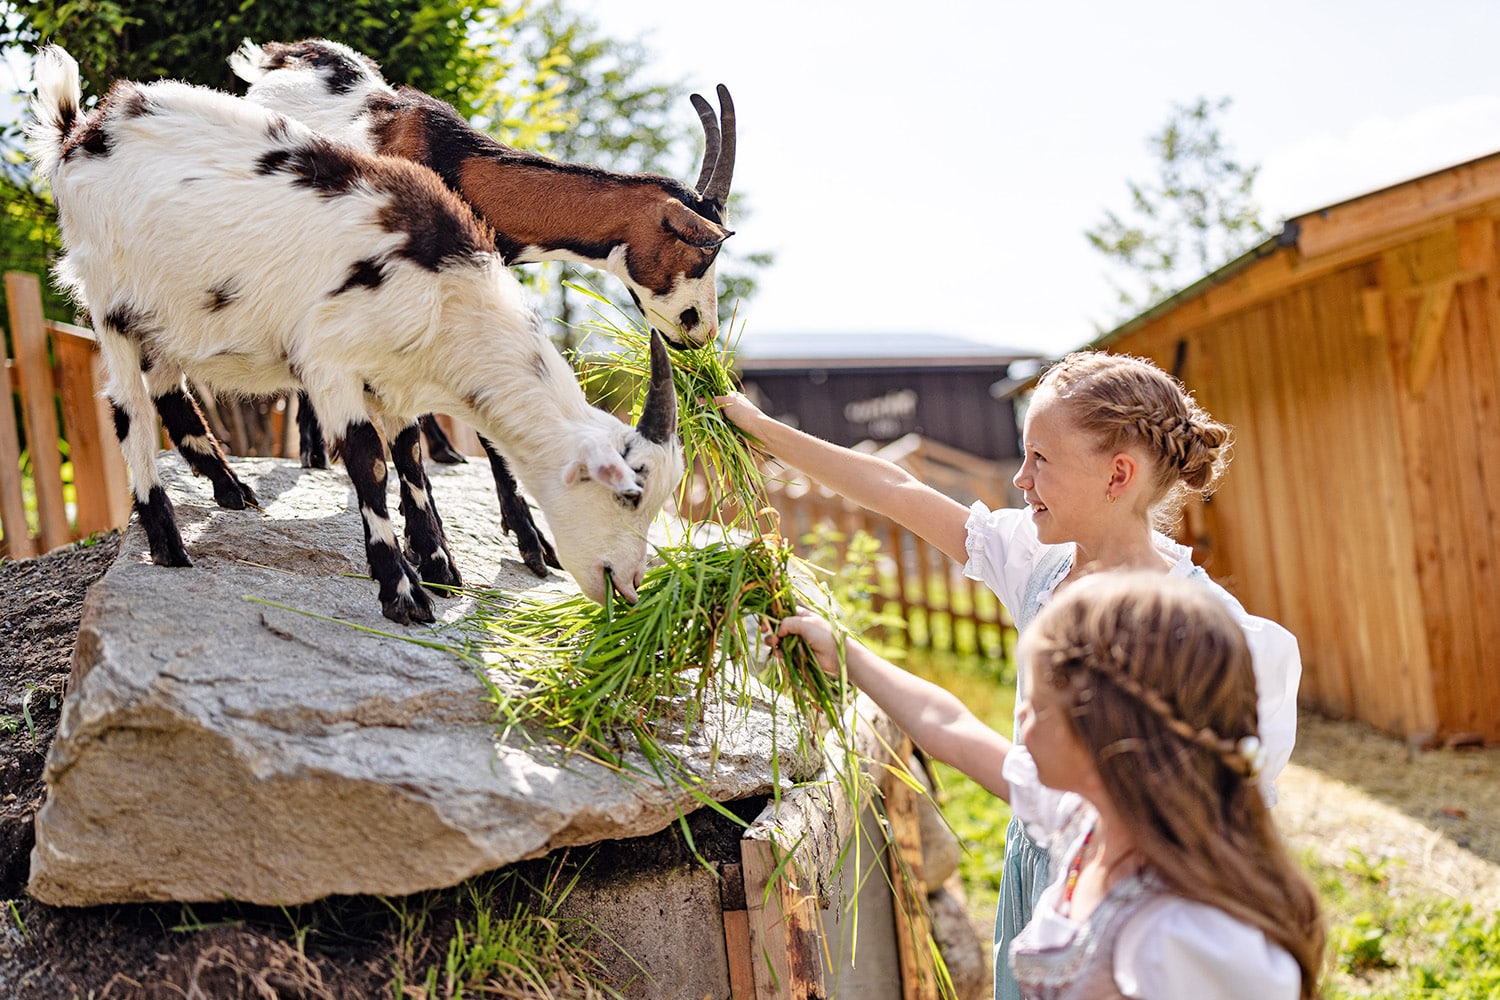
[762,435,1019,658]
[1,271,128,560]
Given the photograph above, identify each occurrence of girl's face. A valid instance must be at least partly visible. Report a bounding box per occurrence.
[1012,389,1112,546]
[1016,654,1098,795]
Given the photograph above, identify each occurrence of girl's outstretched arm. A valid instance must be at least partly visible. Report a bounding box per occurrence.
[774,608,1014,799]
[717,392,973,563]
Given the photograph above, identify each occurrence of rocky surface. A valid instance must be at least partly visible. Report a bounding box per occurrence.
[28,454,817,907]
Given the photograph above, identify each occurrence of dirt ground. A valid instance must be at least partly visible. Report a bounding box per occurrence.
[2,534,1498,997]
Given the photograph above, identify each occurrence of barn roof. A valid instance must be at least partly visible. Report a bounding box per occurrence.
[1093,147,1500,351]
[731,330,1042,370]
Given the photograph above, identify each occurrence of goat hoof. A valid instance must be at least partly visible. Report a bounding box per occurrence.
[214,478,258,510]
[519,545,551,578]
[381,588,435,625]
[419,551,463,594]
[301,449,329,470]
[427,443,468,464]
[150,543,192,568]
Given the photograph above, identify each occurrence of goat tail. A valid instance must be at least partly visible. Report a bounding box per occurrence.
[228,38,269,85]
[26,44,82,181]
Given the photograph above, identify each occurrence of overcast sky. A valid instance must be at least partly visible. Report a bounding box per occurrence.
[576,0,1500,356]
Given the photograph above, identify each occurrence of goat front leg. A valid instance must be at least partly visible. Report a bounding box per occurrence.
[99,333,190,566]
[390,421,462,593]
[339,419,434,625]
[294,390,329,469]
[480,437,560,576]
[149,371,257,509]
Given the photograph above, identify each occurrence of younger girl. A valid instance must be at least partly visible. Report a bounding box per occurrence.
[773,573,1323,1000]
[719,351,1301,997]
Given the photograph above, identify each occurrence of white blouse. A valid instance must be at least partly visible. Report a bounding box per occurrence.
[1004,749,1302,1000]
[963,503,1300,806]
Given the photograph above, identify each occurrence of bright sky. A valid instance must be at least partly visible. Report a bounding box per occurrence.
[576,0,1500,356]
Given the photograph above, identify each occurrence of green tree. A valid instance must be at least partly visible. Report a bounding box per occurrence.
[1086,96,1269,319]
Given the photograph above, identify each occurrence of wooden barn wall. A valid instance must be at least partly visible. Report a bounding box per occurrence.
[1112,264,1441,740]
[1380,217,1500,742]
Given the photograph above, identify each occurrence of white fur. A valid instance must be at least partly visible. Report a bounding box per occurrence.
[29,46,683,606]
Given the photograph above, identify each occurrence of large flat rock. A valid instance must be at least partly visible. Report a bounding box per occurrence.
[30,453,815,906]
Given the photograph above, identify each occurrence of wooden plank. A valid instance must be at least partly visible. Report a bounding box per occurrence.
[53,333,115,536]
[882,740,938,1000]
[0,355,36,558]
[740,838,824,1000]
[1408,279,1457,397]
[1293,155,1500,259]
[6,271,70,552]
[1431,284,1497,738]
[1361,287,1388,337]
[741,694,905,998]
[1458,275,1500,741]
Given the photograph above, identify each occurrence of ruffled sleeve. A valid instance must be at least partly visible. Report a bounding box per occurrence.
[962,503,1042,613]
[1236,612,1301,807]
[1113,897,1301,1000]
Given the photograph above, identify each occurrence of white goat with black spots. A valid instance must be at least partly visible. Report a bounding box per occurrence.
[231,38,735,577]
[28,45,684,624]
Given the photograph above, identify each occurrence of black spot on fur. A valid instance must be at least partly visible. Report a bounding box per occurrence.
[256,137,365,196]
[206,279,240,312]
[263,39,382,95]
[104,303,152,341]
[119,88,153,118]
[75,117,112,157]
[333,257,385,295]
[373,171,491,272]
[112,404,130,442]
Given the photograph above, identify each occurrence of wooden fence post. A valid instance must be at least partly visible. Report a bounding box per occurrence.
[6,271,69,553]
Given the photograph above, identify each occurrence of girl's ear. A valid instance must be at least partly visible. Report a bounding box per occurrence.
[1106,451,1141,499]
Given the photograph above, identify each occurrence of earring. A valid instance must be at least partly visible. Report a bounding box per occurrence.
[1106,492,1117,504]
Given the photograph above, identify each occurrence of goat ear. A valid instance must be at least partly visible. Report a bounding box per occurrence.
[663,200,731,249]
[563,438,637,494]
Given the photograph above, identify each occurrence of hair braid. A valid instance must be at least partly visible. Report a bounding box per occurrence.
[1036,351,1233,526]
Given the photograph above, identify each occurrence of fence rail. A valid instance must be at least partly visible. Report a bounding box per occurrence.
[762,438,1018,658]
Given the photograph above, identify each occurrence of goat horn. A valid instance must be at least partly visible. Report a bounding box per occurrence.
[690,92,721,196]
[636,330,678,445]
[697,84,736,214]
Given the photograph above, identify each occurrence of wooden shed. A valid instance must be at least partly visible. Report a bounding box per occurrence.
[1088,152,1500,745]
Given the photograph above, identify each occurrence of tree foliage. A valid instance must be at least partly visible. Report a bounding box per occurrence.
[1086,96,1269,320]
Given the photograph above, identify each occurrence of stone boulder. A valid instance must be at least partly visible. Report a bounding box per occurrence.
[29,454,817,907]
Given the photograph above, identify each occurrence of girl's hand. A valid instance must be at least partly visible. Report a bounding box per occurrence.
[713,391,764,432]
[772,607,843,676]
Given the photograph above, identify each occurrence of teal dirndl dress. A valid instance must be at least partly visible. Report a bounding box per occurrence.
[993,544,1072,1000]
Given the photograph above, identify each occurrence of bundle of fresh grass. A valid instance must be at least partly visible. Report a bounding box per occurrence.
[571,294,776,538]
[459,534,840,770]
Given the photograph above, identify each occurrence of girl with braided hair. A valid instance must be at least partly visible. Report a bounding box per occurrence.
[718,350,1301,998]
[771,573,1323,999]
